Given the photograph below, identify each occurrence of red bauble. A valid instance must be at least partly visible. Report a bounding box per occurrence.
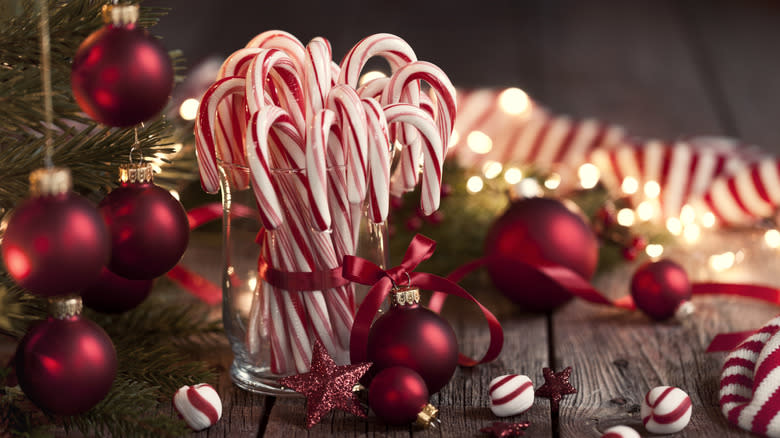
[631,259,691,320]
[71,12,173,127]
[100,179,189,280]
[366,302,458,394]
[484,197,599,311]
[1,192,109,296]
[368,367,429,425]
[15,302,117,415]
[81,267,154,313]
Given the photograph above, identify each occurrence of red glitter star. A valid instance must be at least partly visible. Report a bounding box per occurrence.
[480,421,530,437]
[278,340,372,428]
[535,366,577,412]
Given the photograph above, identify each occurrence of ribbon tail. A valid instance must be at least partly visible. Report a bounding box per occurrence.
[706,330,758,353]
[349,277,394,364]
[428,258,486,313]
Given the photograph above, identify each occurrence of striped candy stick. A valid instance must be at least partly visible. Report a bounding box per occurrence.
[384,103,444,215]
[362,98,392,223]
[303,38,333,128]
[195,76,247,194]
[720,316,780,437]
[327,84,369,204]
[245,48,305,135]
[305,109,336,231]
[245,30,306,75]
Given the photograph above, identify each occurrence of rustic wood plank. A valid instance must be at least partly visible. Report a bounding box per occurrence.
[677,1,780,152]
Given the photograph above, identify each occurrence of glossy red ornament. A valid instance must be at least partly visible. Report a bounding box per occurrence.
[1,192,109,297]
[366,298,458,394]
[81,267,153,313]
[484,197,599,311]
[368,367,429,425]
[15,299,117,415]
[71,5,173,127]
[99,167,189,280]
[631,259,691,320]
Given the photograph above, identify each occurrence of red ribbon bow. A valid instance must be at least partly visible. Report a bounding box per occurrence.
[343,234,504,367]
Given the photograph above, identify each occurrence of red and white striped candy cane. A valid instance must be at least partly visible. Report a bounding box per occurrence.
[195,76,247,194]
[384,103,444,215]
[357,76,389,100]
[720,315,780,437]
[245,30,306,75]
[303,38,333,126]
[362,98,392,223]
[327,84,369,204]
[245,49,305,135]
[306,109,336,231]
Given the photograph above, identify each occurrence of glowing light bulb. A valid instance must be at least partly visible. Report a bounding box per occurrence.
[710,252,735,272]
[504,167,523,185]
[499,88,531,115]
[616,208,635,227]
[466,176,484,193]
[765,229,780,248]
[482,161,503,180]
[701,211,716,228]
[636,201,654,221]
[248,277,258,291]
[645,244,664,258]
[644,181,661,198]
[666,217,682,236]
[578,163,600,189]
[544,173,561,190]
[467,131,492,154]
[359,70,387,86]
[179,98,200,121]
[680,204,695,225]
[621,177,639,194]
[516,178,541,198]
[683,223,700,243]
[449,130,460,148]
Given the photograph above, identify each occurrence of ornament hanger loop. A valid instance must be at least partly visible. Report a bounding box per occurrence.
[389,271,412,291]
[128,126,143,164]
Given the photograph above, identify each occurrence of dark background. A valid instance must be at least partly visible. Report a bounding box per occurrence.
[145,0,780,151]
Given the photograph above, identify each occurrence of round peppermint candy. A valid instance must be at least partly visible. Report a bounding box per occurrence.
[600,425,640,438]
[641,385,692,434]
[488,374,534,417]
[173,383,222,431]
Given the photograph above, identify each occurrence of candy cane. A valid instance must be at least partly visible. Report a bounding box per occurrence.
[327,84,368,204]
[306,109,336,231]
[384,103,444,215]
[245,48,305,135]
[245,30,306,75]
[195,76,247,194]
[362,98,392,223]
[303,38,333,125]
[357,76,389,100]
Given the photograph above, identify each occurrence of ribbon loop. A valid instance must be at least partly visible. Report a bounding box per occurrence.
[346,234,503,367]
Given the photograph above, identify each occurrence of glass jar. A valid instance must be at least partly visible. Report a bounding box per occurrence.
[219,161,388,395]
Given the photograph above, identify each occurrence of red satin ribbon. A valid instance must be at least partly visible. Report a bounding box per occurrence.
[430,253,780,354]
[166,203,256,305]
[343,234,504,367]
[257,256,349,291]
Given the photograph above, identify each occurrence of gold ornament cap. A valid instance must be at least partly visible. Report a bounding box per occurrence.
[390,285,420,307]
[102,3,139,26]
[29,167,72,197]
[415,403,439,428]
[48,296,83,319]
[119,162,154,184]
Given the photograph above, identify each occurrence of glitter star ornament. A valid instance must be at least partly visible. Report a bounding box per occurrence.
[480,421,530,437]
[278,341,372,428]
[535,366,577,412]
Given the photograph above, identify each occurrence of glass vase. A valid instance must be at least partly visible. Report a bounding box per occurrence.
[218,161,388,395]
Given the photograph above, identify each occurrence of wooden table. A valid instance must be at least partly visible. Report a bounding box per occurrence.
[8,0,780,436]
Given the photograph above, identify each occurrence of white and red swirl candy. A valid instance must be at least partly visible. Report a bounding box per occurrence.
[600,425,640,438]
[641,385,692,434]
[173,384,222,431]
[488,374,534,417]
[720,315,780,437]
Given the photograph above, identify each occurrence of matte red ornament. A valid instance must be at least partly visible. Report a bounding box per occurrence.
[366,295,458,394]
[15,298,117,415]
[484,197,599,311]
[71,5,173,127]
[81,267,153,313]
[99,167,189,280]
[368,366,429,425]
[1,184,109,297]
[631,259,691,320]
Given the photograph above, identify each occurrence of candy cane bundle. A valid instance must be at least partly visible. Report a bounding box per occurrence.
[195,32,456,374]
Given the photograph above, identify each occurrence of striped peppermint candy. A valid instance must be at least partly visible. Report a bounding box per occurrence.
[641,386,692,434]
[173,383,222,431]
[719,315,780,437]
[600,425,640,438]
[488,374,534,417]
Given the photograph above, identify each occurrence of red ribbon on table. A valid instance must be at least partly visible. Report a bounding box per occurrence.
[426,252,780,354]
[343,234,504,367]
